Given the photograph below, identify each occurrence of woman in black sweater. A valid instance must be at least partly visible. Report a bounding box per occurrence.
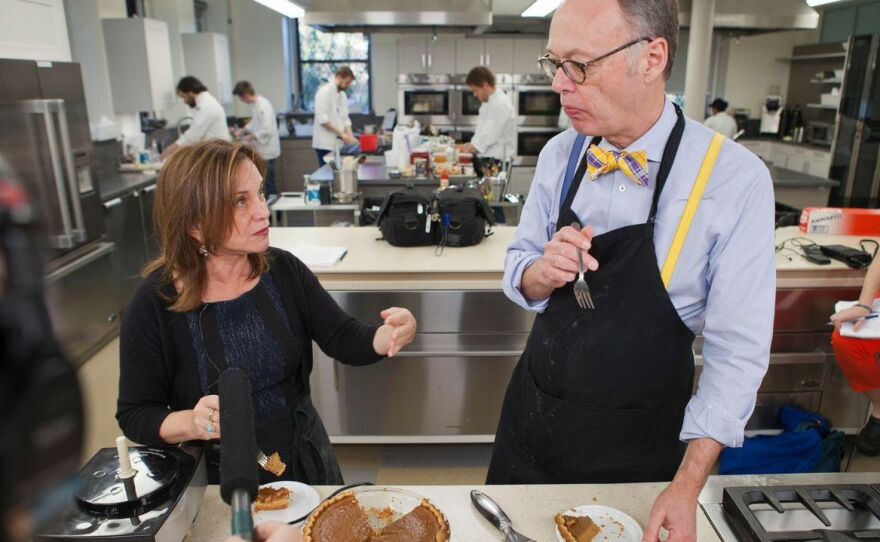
[116,140,416,484]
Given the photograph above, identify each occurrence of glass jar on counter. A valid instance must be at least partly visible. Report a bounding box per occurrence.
[304,175,321,205]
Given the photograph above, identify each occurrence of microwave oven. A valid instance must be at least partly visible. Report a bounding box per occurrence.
[806,122,834,147]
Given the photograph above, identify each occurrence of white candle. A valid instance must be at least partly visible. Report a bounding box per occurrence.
[116,435,136,479]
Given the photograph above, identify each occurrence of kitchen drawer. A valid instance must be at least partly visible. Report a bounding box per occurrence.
[746,392,822,430]
[330,290,535,334]
[331,352,519,436]
[693,353,829,394]
[775,287,861,331]
[45,242,119,366]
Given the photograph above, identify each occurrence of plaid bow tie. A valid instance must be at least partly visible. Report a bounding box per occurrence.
[586,145,650,187]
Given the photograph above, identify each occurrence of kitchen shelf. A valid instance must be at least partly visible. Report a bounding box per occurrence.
[810,78,842,84]
[776,53,847,61]
[806,103,839,110]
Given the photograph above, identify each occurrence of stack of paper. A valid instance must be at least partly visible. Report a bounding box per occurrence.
[835,300,880,339]
[292,246,347,268]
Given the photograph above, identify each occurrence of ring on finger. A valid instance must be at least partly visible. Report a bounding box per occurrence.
[206,423,215,433]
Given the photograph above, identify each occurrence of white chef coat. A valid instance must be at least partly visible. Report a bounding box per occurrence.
[703,111,738,140]
[312,81,352,151]
[471,88,517,160]
[244,95,281,160]
[175,91,231,146]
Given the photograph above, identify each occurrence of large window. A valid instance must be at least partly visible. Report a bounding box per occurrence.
[297,20,371,114]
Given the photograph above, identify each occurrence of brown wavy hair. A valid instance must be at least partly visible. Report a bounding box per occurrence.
[144,139,269,313]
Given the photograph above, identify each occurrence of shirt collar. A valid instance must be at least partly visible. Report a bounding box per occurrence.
[598,99,676,163]
[195,92,211,109]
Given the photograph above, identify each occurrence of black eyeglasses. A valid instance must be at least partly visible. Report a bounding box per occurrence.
[537,37,653,84]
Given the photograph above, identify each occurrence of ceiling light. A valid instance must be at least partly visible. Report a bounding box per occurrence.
[521,0,563,18]
[805,0,846,6]
[253,0,304,18]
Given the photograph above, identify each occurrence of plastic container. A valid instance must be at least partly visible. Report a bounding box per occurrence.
[304,175,321,205]
[359,133,378,153]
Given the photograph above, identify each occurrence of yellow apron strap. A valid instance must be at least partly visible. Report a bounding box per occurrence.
[660,132,725,288]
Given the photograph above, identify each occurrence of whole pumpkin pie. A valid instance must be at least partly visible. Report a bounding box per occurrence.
[303,491,449,542]
[555,513,601,542]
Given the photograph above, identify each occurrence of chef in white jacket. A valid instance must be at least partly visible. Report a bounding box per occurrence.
[455,66,517,161]
[703,98,738,140]
[312,65,357,167]
[162,76,231,159]
[232,80,281,195]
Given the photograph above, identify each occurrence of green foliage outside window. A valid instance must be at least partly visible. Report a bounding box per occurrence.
[298,20,371,113]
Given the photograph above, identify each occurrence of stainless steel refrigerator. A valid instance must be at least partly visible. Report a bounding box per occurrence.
[829,33,880,207]
[0,58,118,365]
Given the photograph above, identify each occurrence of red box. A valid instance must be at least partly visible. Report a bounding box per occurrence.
[799,207,880,236]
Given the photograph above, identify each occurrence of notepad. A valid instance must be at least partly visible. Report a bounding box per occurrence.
[292,246,347,268]
[835,300,880,339]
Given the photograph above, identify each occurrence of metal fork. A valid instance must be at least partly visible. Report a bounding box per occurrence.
[257,450,269,470]
[571,222,595,310]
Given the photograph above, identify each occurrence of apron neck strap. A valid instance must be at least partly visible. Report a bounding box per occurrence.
[559,134,602,216]
[648,103,686,223]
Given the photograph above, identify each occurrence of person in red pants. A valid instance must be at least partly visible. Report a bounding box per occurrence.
[831,254,880,455]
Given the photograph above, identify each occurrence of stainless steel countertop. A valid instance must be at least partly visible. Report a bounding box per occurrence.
[310,163,440,186]
[768,164,839,188]
[309,161,838,188]
[98,170,158,201]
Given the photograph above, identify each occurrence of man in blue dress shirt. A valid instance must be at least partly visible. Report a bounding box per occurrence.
[487,1,775,541]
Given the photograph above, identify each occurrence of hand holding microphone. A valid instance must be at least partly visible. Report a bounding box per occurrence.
[219,368,259,541]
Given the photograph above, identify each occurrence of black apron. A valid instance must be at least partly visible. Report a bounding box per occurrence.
[200,282,343,485]
[487,105,696,484]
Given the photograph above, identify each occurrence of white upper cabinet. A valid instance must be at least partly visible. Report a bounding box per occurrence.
[397,36,429,74]
[455,37,484,72]
[0,0,71,61]
[102,18,175,113]
[514,38,546,75]
[455,37,515,74]
[484,39,514,74]
[182,32,232,104]
[398,35,456,74]
[428,35,456,74]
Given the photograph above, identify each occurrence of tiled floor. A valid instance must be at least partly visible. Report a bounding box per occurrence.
[79,337,880,484]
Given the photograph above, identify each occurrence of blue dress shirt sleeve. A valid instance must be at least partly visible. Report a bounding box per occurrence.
[679,154,776,448]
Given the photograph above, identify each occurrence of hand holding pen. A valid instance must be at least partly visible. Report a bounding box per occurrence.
[829,303,878,331]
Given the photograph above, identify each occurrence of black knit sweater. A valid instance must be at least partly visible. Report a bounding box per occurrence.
[116,247,383,445]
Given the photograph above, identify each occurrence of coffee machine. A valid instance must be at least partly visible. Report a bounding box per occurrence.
[34,439,206,542]
[759,95,783,135]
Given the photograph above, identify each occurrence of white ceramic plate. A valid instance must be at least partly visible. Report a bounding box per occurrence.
[555,505,644,542]
[252,481,321,525]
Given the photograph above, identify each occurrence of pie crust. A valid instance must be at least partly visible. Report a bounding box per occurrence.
[302,490,449,542]
[555,513,601,542]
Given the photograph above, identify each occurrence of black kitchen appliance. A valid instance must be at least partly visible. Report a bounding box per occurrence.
[828,33,880,207]
[34,444,206,542]
[0,57,118,366]
[722,484,880,541]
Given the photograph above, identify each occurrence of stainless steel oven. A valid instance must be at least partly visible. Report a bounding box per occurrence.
[516,127,561,164]
[397,74,456,127]
[452,73,513,127]
[513,74,561,127]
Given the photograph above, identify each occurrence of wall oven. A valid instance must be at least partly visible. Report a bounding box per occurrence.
[516,127,561,165]
[513,74,561,127]
[397,74,456,128]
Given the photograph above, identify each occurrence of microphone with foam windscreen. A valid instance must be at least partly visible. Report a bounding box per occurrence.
[219,368,258,541]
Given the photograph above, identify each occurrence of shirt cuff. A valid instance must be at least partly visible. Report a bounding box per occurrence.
[679,394,747,448]
[315,114,330,125]
[503,253,549,313]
